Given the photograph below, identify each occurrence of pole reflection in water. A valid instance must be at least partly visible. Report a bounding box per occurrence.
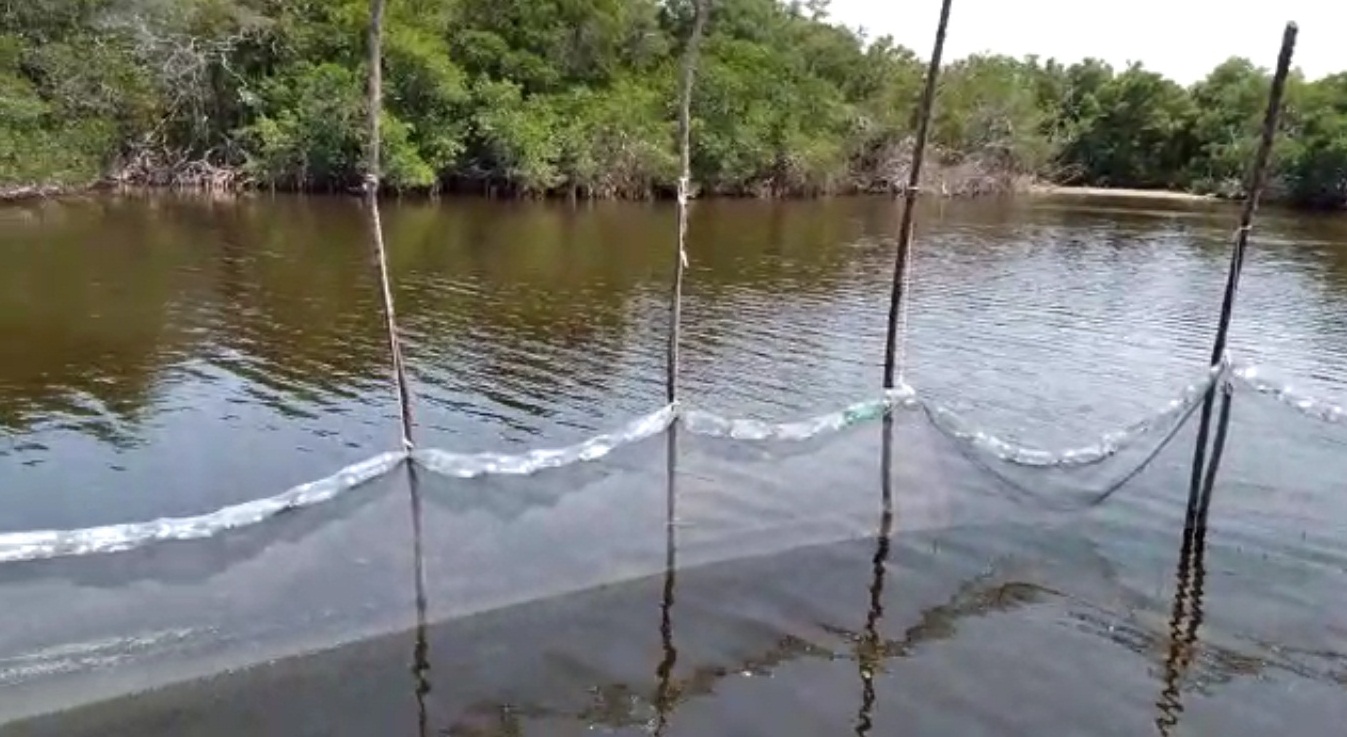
[654,424,680,736]
[855,414,896,736]
[409,463,431,737]
[1155,381,1234,736]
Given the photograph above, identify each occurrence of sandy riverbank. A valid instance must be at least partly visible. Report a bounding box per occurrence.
[1026,184,1219,203]
[0,184,85,203]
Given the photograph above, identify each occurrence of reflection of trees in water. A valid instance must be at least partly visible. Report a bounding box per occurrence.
[1,195,914,440]
[0,198,216,436]
[2,198,384,435]
[386,201,649,426]
[10,195,1347,439]
[381,198,883,428]
[195,198,395,416]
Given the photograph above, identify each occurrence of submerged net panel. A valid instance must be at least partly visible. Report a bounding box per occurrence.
[927,364,1221,469]
[2,362,1345,730]
[1232,363,1347,424]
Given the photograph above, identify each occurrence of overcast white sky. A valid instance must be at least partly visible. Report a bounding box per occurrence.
[827,0,1345,84]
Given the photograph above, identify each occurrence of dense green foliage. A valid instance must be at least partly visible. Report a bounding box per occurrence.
[3,0,1346,207]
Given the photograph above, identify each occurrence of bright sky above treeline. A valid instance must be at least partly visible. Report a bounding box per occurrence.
[828,0,1345,84]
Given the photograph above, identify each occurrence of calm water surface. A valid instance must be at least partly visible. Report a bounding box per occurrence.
[1,194,1346,734]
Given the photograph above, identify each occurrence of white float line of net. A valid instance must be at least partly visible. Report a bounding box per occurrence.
[923,364,1225,468]
[0,395,909,565]
[680,386,919,441]
[0,361,1284,565]
[412,404,678,478]
[0,451,408,565]
[0,406,678,565]
[1230,363,1346,423]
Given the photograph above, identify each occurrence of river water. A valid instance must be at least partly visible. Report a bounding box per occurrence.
[1,194,1345,734]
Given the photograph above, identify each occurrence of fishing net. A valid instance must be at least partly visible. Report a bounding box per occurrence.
[4,372,1345,735]
[5,361,1345,731]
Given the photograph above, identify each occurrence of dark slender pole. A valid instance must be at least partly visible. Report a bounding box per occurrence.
[365,0,416,450]
[1206,22,1297,369]
[1156,384,1232,736]
[407,464,430,737]
[654,424,680,735]
[1180,25,1294,537]
[855,416,896,736]
[882,0,953,389]
[667,0,708,405]
[1179,22,1296,564]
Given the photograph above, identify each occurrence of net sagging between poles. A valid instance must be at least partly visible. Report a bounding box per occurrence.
[7,355,1333,565]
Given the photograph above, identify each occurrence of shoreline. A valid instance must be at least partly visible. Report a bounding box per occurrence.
[0,182,1234,207]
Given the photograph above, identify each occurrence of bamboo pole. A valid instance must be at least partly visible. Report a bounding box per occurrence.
[667,0,708,405]
[882,0,953,390]
[1205,22,1297,370]
[364,0,416,450]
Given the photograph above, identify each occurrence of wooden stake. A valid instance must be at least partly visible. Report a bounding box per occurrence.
[1163,41,1297,699]
[1158,383,1232,736]
[882,0,953,390]
[364,0,416,450]
[407,464,430,737]
[654,424,679,735]
[1186,24,1295,516]
[1206,22,1297,369]
[667,0,708,405]
[856,416,896,735]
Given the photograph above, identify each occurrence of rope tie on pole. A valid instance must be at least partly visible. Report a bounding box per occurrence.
[896,175,927,387]
[677,175,690,268]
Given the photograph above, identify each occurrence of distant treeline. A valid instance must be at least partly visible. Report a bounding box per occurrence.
[2,0,1345,207]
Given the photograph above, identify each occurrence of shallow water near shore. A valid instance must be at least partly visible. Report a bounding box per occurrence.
[2,194,1346,734]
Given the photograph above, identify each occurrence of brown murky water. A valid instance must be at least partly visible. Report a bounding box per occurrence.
[1,194,1346,735]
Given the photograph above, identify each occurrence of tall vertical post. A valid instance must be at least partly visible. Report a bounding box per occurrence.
[667,0,708,405]
[1206,22,1297,370]
[855,416,896,735]
[653,424,680,735]
[408,465,431,737]
[1157,383,1232,736]
[882,0,954,390]
[1187,23,1296,505]
[365,0,416,451]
